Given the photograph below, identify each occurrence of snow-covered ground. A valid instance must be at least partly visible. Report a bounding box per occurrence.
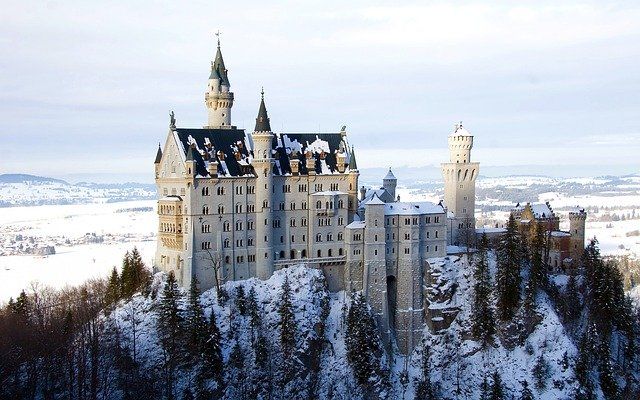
[0,200,157,302]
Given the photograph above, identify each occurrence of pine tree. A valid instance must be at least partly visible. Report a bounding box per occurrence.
[496,214,522,321]
[471,233,495,347]
[105,267,120,307]
[247,286,261,339]
[202,310,223,382]
[529,221,548,292]
[518,380,533,400]
[156,271,185,398]
[278,275,297,361]
[229,341,245,397]
[532,354,549,390]
[563,274,581,322]
[598,338,619,399]
[479,375,491,400]
[414,342,437,400]
[254,333,269,368]
[345,293,381,387]
[120,251,133,297]
[575,326,597,398]
[235,284,247,316]
[185,278,208,357]
[490,370,505,400]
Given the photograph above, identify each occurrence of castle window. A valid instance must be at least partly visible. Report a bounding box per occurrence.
[248,185,255,194]
[338,217,344,225]
[374,219,378,227]
[236,204,243,213]
[248,254,256,262]
[290,218,296,227]
[236,239,243,247]
[225,256,230,264]
[223,221,230,232]
[290,250,296,259]
[236,186,243,195]
[263,200,269,208]
[316,201,322,209]
[316,233,322,242]
[435,245,438,251]
[218,205,224,214]
[291,235,295,243]
[317,249,322,257]
[301,218,308,227]
[462,208,467,214]
[435,231,439,238]
[302,201,308,209]
[235,221,243,231]
[339,248,343,256]
[217,187,225,195]
[279,251,285,259]
[404,233,410,240]
[272,219,281,228]
[280,236,284,243]
[327,234,333,241]
[427,232,430,238]
[247,204,255,213]
[328,249,333,257]
[338,232,343,241]
[201,224,210,233]
[302,249,307,258]
[426,216,431,223]
[223,238,230,248]
[338,200,344,208]
[203,205,210,215]
[435,216,440,223]
[375,234,378,241]
[405,218,410,225]
[248,238,254,246]
[405,247,410,254]
[279,202,285,211]
[302,234,306,242]
[290,202,296,210]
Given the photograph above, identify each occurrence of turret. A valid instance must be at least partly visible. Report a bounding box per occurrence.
[154,143,162,178]
[383,167,397,201]
[205,38,234,128]
[569,208,587,262]
[251,89,274,280]
[441,121,480,246]
[347,146,360,221]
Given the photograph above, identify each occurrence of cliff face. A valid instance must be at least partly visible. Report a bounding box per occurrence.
[100,257,620,399]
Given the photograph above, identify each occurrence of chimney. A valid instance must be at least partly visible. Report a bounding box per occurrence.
[336,150,346,173]
[208,161,219,178]
[360,185,366,200]
[305,151,316,175]
[289,156,300,175]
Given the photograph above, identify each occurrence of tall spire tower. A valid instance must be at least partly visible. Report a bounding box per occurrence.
[205,33,234,128]
[441,122,479,245]
[252,88,274,280]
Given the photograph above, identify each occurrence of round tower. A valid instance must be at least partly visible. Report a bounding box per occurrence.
[205,38,234,128]
[252,89,274,279]
[569,208,587,263]
[383,167,397,201]
[441,122,479,245]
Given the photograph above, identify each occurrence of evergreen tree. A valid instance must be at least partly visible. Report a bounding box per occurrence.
[479,375,490,400]
[202,310,223,382]
[489,370,505,400]
[471,233,495,347]
[414,342,436,400]
[563,274,581,322]
[229,341,245,398]
[345,293,381,387]
[235,284,247,316]
[247,286,261,339]
[120,251,133,297]
[496,214,522,321]
[156,271,185,398]
[106,267,121,306]
[519,380,533,400]
[598,338,619,399]
[278,275,297,361]
[254,334,269,368]
[532,354,549,390]
[575,326,597,399]
[185,278,208,357]
[529,221,548,292]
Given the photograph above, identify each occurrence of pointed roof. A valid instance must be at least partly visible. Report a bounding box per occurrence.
[254,89,271,132]
[209,41,230,86]
[186,145,195,162]
[384,167,396,180]
[348,146,358,170]
[154,143,162,164]
[451,121,472,137]
[365,193,385,206]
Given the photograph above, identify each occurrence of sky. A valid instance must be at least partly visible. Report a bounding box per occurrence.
[0,1,639,183]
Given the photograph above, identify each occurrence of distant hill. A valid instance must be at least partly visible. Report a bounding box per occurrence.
[0,174,156,207]
[0,174,69,185]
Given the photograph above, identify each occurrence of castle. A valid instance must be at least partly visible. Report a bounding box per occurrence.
[153,40,487,354]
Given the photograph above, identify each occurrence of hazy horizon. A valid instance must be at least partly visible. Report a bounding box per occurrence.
[1,1,639,181]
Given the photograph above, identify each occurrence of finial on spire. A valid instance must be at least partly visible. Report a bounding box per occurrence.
[261,86,264,100]
[215,30,221,47]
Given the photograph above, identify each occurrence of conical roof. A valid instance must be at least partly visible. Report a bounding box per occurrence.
[209,43,230,86]
[254,89,271,132]
[384,167,396,180]
[154,144,163,164]
[451,121,472,136]
[186,145,195,161]
[348,146,358,170]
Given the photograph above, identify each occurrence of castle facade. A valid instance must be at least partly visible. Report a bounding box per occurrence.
[154,40,476,354]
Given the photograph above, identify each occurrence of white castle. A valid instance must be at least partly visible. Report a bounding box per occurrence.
[154,40,479,354]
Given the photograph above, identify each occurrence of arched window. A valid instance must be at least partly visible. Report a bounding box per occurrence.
[317,249,322,257]
[279,250,285,259]
[218,204,224,214]
[224,238,230,248]
[338,248,343,256]
[328,249,333,257]
[225,256,230,264]
[290,250,296,259]
[203,205,209,215]
[301,249,307,258]
[316,200,322,209]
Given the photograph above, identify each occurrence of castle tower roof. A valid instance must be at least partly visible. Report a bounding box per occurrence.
[450,121,472,136]
[209,40,230,86]
[254,89,271,132]
[186,145,195,162]
[384,167,396,180]
[154,143,163,164]
[348,146,358,170]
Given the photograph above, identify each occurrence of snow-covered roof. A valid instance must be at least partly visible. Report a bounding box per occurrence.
[365,194,385,206]
[359,187,393,207]
[551,231,571,237]
[384,168,396,180]
[159,195,183,202]
[311,190,347,196]
[384,201,444,216]
[476,227,507,234]
[450,123,472,137]
[530,203,554,218]
[346,220,366,229]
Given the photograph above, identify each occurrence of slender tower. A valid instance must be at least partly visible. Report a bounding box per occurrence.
[205,35,234,128]
[383,167,397,201]
[347,146,360,221]
[252,89,275,279]
[441,122,479,245]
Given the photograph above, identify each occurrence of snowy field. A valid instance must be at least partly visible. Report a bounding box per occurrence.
[0,200,157,302]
